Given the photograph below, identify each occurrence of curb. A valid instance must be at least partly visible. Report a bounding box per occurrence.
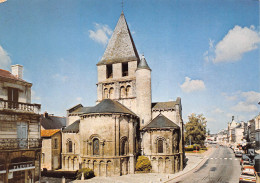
[164,147,214,183]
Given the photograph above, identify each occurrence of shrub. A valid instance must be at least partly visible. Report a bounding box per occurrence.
[135,156,152,172]
[193,145,200,151]
[76,168,95,180]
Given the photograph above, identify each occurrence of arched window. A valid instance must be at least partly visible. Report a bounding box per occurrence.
[93,138,99,155]
[158,139,163,153]
[120,86,126,98]
[109,88,114,99]
[104,88,109,99]
[67,139,73,153]
[126,85,131,97]
[120,137,127,155]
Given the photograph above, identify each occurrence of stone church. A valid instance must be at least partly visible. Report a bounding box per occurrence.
[61,12,185,176]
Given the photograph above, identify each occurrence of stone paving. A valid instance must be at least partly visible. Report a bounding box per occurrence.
[70,148,213,183]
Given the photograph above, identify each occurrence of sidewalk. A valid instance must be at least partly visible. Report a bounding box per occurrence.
[71,148,214,183]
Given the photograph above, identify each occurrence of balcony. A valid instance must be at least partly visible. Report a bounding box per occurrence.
[0,98,41,114]
[0,138,42,150]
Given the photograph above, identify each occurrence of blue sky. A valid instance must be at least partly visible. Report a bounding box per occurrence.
[0,0,259,133]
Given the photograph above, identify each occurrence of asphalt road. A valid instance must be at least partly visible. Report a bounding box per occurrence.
[170,146,241,183]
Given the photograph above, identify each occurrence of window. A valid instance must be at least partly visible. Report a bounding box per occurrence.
[54,138,58,149]
[109,88,114,99]
[126,85,131,97]
[93,138,99,155]
[104,88,109,99]
[120,86,126,98]
[42,153,45,164]
[120,137,127,155]
[122,63,128,77]
[106,64,113,79]
[158,139,163,153]
[8,87,19,108]
[67,140,73,153]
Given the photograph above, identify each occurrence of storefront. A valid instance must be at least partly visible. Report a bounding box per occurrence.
[0,150,40,183]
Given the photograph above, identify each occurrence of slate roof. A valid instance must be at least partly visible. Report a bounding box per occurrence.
[40,114,66,129]
[143,114,180,130]
[97,12,140,66]
[152,98,181,110]
[0,69,31,84]
[152,101,176,110]
[83,99,136,116]
[41,129,60,137]
[137,55,151,71]
[63,120,80,133]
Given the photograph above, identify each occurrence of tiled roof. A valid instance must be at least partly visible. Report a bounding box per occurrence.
[97,12,140,66]
[83,99,136,116]
[41,129,60,137]
[40,114,66,129]
[63,120,80,133]
[152,101,176,110]
[143,114,180,130]
[0,69,31,84]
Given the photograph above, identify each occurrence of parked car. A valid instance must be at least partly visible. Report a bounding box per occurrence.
[235,151,243,157]
[239,166,256,183]
[240,154,250,165]
[241,161,255,170]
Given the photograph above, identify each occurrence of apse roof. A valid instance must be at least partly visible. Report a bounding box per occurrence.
[143,114,180,130]
[63,120,80,133]
[83,99,136,116]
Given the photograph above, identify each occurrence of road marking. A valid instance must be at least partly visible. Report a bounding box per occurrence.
[235,159,237,161]
[215,158,217,159]
[210,158,213,159]
[224,158,227,160]
[229,158,232,160]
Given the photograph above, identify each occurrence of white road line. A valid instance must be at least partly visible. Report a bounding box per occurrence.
[210,158,213,159]
[224,158,227,160]
[229,158,232,160]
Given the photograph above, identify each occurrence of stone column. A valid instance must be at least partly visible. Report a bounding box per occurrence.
[129,118,135,174]
[116,116,120,156]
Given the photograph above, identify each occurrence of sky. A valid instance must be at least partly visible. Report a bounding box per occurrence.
[0,0,259,133]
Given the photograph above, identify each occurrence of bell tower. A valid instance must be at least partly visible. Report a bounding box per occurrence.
[96,12,140,113]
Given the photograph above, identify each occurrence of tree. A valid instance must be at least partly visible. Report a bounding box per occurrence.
[185,113,207,146]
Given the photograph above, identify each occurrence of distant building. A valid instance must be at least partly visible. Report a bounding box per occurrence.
[0,65,41,183]
[255,114,260,149]
[41,129,62,170]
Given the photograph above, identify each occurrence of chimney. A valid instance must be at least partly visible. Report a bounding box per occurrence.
[44,111,48,118]
[11,64,23,79]
[232,116,234,121]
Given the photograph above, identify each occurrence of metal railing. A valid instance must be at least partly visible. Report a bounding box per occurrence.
[0,138,42,150]
[0,99,41,114]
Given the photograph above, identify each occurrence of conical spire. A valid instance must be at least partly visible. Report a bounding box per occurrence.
[137,54,151,70]
[97,12,140,66]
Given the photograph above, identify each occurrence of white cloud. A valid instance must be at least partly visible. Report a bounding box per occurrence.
[212,108,224,114]
[214,25,260,63]
[241,91,260,104]
[31,90,41,101]
[232,102,258,112]
[0,45,11,70]
[222,92,238,101]
[180,77,206,93]
[89,23,112,46]
[52,73,68,82]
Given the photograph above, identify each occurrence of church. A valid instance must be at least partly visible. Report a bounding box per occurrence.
[61,11,185,176]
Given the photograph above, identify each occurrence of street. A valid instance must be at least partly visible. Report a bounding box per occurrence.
[170,146,241,183]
